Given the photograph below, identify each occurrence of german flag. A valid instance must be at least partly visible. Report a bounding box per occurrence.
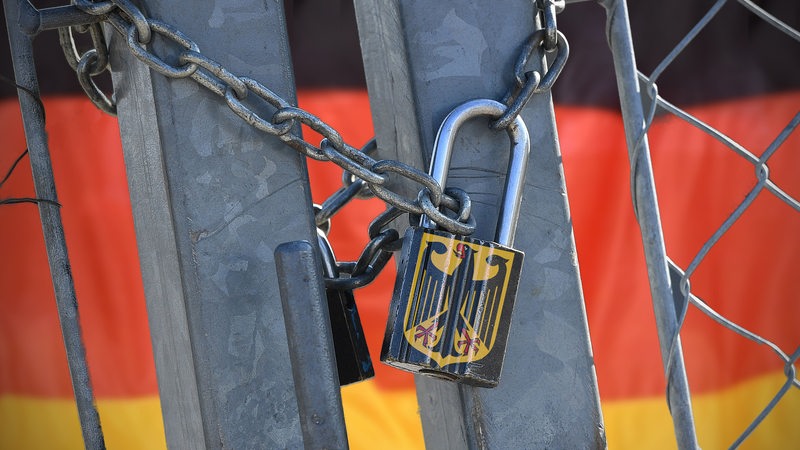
[1,0,797,448]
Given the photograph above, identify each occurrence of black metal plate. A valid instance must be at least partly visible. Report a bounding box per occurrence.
[327,287,374,385]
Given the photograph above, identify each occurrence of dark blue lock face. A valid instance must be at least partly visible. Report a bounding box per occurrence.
[381,227,523,388]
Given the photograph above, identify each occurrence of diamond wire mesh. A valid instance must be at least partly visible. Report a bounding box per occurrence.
[628,0,799,447]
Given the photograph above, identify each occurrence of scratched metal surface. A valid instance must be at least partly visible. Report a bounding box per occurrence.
[109,0,311,448]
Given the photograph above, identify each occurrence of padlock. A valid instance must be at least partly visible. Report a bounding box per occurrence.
[381,99,530,388]
[317,229,375,385]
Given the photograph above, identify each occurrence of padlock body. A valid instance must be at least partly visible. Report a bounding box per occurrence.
[327,287,374,385]
[381,227,523,387]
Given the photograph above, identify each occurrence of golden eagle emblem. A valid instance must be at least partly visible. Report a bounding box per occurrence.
[401,230,519,367]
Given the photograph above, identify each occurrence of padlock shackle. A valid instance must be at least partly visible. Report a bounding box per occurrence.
[424,99,530,246]
[317,229,338,278]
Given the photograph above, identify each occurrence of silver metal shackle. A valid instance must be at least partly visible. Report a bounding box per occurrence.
[422,99,530,246]
[316,228,338,279]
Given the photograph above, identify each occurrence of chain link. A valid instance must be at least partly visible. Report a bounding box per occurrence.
[492,0,569,130]
[58,20,116,115]
[225,77,293,135]
[76,49,116,114]
[540,0,561,52]
[316,201,405,291]
[368,206,406,251]
[325,229,399,291]
[62,0,568,291]
[342,138,378,200]
[418,187,476,236]
[368,160,442,217]
[315,181,364,231]
[314,140,381,231]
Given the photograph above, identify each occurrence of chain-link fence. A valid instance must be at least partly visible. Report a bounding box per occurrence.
[609,0,799,447]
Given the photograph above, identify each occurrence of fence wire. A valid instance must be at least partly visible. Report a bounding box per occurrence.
[623,0,799,447]
[3,1,106,446]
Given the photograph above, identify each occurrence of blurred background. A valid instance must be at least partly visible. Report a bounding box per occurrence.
[1,0,798,448]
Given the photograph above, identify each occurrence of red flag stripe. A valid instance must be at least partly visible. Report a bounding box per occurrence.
[1,91,797,403]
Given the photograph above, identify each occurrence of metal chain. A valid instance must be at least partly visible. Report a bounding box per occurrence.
[492,0,568,130]
[312,0,569,289]
[76,1,471,233]
[313,204,404,292]
[315,139,380,232]
[58,19,116,115]
[62,0,568,291]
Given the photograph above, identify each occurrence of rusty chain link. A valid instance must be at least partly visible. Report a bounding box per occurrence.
[61,0,567,290]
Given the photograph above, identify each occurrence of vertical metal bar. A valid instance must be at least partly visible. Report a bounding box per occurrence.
[3,1,105,449]
[354,1,605,447]
[600,0,699,448]
[106,28,206,449]
[275,241,349,450]
[107,1,315,448]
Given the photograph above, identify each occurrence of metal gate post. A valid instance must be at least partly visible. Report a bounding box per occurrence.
[4,1,105,447]
[107,1,317,448]
[600,0,699,448]
[355,1,605,447]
